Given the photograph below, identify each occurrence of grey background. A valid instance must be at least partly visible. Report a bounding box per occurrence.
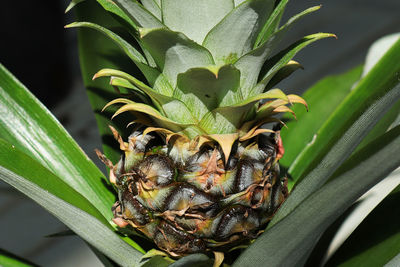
[1,0,399,266]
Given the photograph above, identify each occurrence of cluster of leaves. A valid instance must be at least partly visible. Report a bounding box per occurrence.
[0,0,400,266]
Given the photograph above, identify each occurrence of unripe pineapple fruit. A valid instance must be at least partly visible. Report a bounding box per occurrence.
[69,0,334,258]
[100,127,287,256]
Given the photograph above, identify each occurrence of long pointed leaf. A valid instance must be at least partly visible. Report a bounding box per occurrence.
[75,1,145,162]
[203,0,275,65]
[0,142,143,265]
[233,125,400,267]
[235,6,321,95]
[94,68,198,125]
[270,39,400,226]
[66,21,160,85]
[326,180,400,266]
[162,0,233,44]
[67,0,137,29]
[0,248,37,267]
[0,63,114,220]
[254,0,288,47]
[251,33,335,96]
[141,0,161,20]
[140,28,214,88]
[0,139,108,225]
[280,66,363,172]
[112,0,164,29]
[385,253,400,267]
[174,65,241,120]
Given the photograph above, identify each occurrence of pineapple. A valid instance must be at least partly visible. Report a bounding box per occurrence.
[69,0,333,257]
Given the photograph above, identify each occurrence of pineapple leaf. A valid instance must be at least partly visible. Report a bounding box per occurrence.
[142,256,171,267]
[94,68,164,109]
[75,0,144,162]
[280,66,363,171]
[234,0,247,6]
[94,68,198,125]
[236,7,322,96]
[65,0,86,13]
[0,248,38,267]
[161,0,234,44]
[66,21,160,85]
[265,60,303,90]
[106,100,196,133]
[0,140,144,265]
[252,33,336,96]
[0,139,109,227]
[199,89,287,134]
[203,0,276,65]
[139,27,215,88]
[254,0,289,48]
[152,73,175,96]
[169,254,213,267]
[109,77,150,103]
[325,154,400,267]
[68,0,138,29]
[272,39,400,227]
[386,254,400,267]
[141,0,162,20]
[0,63,114,220]
[174,65,241,120]
[112,0,164,29]
[233,125,400,267]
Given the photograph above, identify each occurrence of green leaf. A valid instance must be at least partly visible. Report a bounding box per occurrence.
[356,100,400,152]
[169,254,213,267]
[203,0,275,65]
[354,33,400,151]
[280,65,363,172]
[88,244,118,267]
[94,69,198,126]
[104,99,198,135]
[162,0,233,44]
[95,0,137,29]
[0,141,144,265]
[282,38,400,197]
[0,139,108,226]
[326,186,400,267]
[234,0,246,6]
[265,60,303,90]
[272,78,400,229]
[0,248,37,267]
[235,6,321,96]
[141,0,161,20]
[142,256,171,267]
[75,0,143,162]
[325,153,400,267]
[270,39,400,227]
[199,89,288,134]
[65,0,86,13]
[254,0,289,47]
[112,0,164,29]
[66,21,160,86]
[0,63,114,220]
[139,27,215,88]
[251,33,336,96]
[233,125,400,267]
[174,65,241,120]
[385,253,400,267]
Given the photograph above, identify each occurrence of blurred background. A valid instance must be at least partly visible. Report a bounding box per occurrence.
[0,0,399,266]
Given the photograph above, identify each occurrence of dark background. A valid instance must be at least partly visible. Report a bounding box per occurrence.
[0,0,399,265]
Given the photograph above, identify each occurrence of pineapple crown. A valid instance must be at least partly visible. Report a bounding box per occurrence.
[66,0,334,159]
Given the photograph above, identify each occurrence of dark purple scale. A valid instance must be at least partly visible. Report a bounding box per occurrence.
[214,205,260,240]
[154,220,206,254]
[135,154,175,186]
